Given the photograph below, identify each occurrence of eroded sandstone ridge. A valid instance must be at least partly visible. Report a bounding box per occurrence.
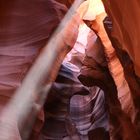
[102,0,140,139]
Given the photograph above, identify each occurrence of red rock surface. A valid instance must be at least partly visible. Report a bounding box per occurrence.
[102,1,140,77]
[0,0,67,139]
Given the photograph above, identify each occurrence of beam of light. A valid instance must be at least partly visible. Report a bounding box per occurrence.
[0,0,87,140]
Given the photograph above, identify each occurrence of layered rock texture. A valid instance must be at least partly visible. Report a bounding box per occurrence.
[78,1,140,140]
[75,0,140,140]
[0,0,140,140]
[101,1,140,139]
[0,0,67,139]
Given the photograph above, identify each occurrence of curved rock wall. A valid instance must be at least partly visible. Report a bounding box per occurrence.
[102,1,140,139]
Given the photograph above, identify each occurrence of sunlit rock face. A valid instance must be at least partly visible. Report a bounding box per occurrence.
[103,1,140,104]
[102,1,140,77]
[102,0,140,139]
[74,0,140,139]
[102,1,140,93]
